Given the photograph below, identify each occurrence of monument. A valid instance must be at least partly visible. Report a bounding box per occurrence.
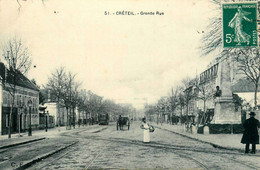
[212,57,241,124]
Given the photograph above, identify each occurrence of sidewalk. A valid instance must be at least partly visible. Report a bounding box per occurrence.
[0,125,93,149]
[155,123,260,154]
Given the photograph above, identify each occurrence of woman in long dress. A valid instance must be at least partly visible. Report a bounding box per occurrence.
[141,118,150,143]
[228,6,252,45]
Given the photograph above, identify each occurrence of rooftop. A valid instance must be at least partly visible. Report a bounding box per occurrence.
[0,62,39,91]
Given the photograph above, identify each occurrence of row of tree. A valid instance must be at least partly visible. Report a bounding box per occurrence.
[0,37,136,138]
[45,67,136,128]
[144,76,215,125]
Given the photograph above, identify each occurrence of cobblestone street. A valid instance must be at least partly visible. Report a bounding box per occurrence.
[26,123,260,170]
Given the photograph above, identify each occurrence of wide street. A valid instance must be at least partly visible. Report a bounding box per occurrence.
[1,122,259,170]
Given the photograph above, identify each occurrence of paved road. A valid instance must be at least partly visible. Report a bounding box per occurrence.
[27,122,260,170]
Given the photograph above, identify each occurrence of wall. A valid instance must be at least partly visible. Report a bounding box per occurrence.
[44,102,57,125]
[0,82,2,134]
[1,85,39,135]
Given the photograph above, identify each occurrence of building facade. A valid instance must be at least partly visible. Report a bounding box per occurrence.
[0,63,39,135]
[43,102,67,126]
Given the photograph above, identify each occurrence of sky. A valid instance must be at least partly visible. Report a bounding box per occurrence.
[0,0,218,109]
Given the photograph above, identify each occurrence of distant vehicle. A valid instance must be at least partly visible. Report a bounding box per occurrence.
[98,113,109,125]
[117,116,130,130]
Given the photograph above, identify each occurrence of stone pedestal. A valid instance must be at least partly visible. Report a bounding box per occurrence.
[212,97,241,124]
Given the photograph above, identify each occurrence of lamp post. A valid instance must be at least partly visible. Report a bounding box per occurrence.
[45,111,48,132]
[18,104,23,137]
[27,100,32,136]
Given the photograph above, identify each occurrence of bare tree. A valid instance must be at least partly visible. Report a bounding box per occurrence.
[168,87,181,124]
[233,48,260,108]
[70,81,81,128]
[194,76,214,125]
[1,37,32,74]
[1,37,32,138]
[181,77,196,124]
[63,71,77,129]
[46,66,66,130]
[77,90,88,127]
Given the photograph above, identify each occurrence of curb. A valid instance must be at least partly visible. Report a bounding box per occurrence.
[0,137,46,150]
[16,141,79,170]
[155,126,244,152]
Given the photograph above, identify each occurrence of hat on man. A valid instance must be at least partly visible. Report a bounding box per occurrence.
[249,112,256,116]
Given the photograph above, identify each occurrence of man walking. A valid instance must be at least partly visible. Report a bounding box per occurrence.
[241,112,259,154]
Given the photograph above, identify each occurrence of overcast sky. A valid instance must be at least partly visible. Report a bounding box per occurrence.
[0,0,218,109]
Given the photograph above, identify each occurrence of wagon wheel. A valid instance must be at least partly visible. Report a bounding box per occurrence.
[128,121,130,130]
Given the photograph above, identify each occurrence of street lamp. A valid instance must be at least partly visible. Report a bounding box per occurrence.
[27,100,32,136]
[18,101,24,137]
[45,111,49,132]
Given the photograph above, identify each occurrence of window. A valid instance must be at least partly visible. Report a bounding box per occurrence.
[24,96,27,106]
[21,95,24,106]
[14,94,17,107]
[7,94,10,106]
[6,114,9,127]
[17,95,19,106]
[3,92,7,105]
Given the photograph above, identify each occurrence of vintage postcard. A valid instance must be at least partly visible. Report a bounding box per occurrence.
[0,0,260,169]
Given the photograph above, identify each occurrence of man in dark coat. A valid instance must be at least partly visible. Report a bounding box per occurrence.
[241,112,260,154]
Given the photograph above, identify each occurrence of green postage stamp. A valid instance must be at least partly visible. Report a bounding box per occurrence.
[222,2,258,48]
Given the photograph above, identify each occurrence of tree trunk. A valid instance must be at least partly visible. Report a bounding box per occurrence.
[200,99,206,125]
[8,95,15,139]
[57,98,60,131]
[8,107,12,139]
[186,104,188,124]
[180,105,183,125]
[72,107,75,129]
[66,107,69,130]
[254,83,258,110]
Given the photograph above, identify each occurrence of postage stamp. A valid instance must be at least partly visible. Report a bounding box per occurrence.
[222,2,258,48]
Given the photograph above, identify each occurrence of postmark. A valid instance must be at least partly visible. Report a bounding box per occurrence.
[222,2,258,48]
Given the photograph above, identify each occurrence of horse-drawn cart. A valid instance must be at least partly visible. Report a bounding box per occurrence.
[117,117,130,130]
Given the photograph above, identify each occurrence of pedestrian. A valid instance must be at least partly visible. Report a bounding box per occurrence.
[241,112,260,154]
[141,117,150,143]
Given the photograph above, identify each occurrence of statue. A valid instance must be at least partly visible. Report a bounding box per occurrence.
[228,6,253,45]
[214,86,222,98]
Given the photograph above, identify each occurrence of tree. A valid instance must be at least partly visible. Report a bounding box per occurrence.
[181,77,195,123]
[70,80,81,128]
[1,37,32,138]
[233,48,260,108]
[168,87,181,124]
[194,77,214,125]
[46,67,67,129]
[201,0,222,56]
[77,89,88,126]
[144,104,156,122]
[62,71,77,129]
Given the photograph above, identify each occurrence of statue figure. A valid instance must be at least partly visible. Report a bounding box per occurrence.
[214,86,222,98]
[228,6,253,45]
